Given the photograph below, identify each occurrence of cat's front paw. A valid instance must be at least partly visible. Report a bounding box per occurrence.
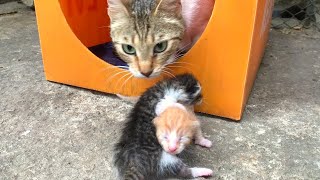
[195,138,212,148]
[190,167,213,178]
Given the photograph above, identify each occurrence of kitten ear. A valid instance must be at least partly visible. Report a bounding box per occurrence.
[152,117,160,125]
[154,0,182,15]
[107,0,131,21]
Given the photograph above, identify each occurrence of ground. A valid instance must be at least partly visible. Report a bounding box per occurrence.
[0,2,319,180]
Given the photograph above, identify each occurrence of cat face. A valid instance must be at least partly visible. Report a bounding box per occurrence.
[153,107,199,154]
[108,0,185,78]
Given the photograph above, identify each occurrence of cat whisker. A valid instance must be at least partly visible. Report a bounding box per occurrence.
[168,61,195,67]
[161,70,175,78]
[174,51,186,58]
[176,42,192,54]
[105,66,127,72]
[160,71,171,78]
[107,65,129,70]
[200,98,211,107]
[106,70,129,83]
[115,66,129,70]
[163,66,174,72]
[173,54,185,61]
[99,66,129,75]
[166,65,193,72]
[197,100,211,109]
[93,67,118,80]
[120,74,134,90]
[116,72,131,89]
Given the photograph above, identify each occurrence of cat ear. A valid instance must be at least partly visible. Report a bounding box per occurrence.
[154,0,182,16]
[152,117,160,125]
[107,0,131,21]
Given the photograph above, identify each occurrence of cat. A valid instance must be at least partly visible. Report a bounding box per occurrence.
[153,104,212,155]
[107,0,214,78]
[113,74,213,179]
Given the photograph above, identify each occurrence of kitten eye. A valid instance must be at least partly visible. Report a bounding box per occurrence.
[180,137,189,142]
[154,41,168,54]
[122,44,136,55]
[163,135,169,140]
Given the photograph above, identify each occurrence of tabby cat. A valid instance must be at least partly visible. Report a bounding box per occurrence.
[107,0,214,78]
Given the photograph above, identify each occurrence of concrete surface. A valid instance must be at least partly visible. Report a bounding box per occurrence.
[20,0,33,7]
[0,2,319,180]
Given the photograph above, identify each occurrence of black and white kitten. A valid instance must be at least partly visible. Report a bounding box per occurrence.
[114,74,212,180]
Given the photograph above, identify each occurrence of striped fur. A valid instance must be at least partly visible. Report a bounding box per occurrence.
[113,74,211,179]
[108,0,184,78]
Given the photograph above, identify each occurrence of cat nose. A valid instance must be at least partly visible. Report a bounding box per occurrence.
[168,146,177,153]
[141,71,153,77]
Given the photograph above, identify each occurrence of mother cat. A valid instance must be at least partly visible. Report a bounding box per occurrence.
[107,0,214,78]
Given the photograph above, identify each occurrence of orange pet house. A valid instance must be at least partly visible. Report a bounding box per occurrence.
[34,0,274,120]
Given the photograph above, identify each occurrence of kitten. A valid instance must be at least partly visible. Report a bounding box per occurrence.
[114,74,213,179]
[107,0,214,78]
[153,105,212,155]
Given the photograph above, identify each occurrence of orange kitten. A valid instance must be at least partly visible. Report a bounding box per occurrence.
[153,104,212,155]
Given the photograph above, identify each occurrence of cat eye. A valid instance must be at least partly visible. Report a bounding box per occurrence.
[163,135,169,140]
[154,41,168,54]
[179,137,189,142]
[122,44,136,55]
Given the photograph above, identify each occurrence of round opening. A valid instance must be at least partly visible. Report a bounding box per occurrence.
[58,0,215,71]
[58,0,128,68]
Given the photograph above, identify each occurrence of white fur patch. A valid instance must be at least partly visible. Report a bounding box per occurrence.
[195,138,212,148]
[156,102,186,116]
[128,66,145,78]
[190,167,213,177]
[168,132,178,149]
[194,82,201,97]
[155,98,176,116]
[159,151,179,170]
[155,88,188,115]
[165,88,188,101]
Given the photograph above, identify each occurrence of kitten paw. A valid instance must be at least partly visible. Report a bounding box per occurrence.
[195,138,212,148]
[190,167,213,177]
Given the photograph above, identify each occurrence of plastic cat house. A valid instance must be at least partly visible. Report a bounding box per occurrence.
[34,0,274,120]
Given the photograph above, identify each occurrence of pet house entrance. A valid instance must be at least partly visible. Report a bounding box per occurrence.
[36,0,273,120]
[58,0,214,69]
[58,0,127,68]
